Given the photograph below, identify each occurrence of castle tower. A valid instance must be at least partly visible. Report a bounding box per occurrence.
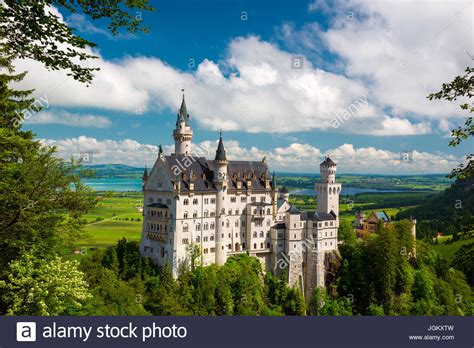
[214,133,228,266]
[173,91,193,155]
[316,157,341,221]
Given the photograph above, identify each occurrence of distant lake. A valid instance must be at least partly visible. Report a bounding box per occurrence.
[82,178,403,195]
[82,178,142,191]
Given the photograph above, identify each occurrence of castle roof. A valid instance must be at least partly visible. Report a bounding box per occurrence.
[321,157,336,166]
[215,134,227,162]
[176,94,190,126]
[313,211,337,221]
[161,155,271,192]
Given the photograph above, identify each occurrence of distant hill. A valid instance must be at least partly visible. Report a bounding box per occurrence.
[397,177,474,238]
[82,164,144,179]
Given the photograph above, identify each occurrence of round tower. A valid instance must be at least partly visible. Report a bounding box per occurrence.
[315,157,341,218]
[173,91,193,155]
[214,133,228,266]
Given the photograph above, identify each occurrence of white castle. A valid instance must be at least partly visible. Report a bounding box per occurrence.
[140,93,341,297]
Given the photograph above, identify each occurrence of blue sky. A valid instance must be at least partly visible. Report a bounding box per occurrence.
[19,0,473,174]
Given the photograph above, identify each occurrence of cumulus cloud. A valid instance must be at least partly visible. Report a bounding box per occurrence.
[25,110,112,128]
[42,136,459,174]
[14,1,472,137]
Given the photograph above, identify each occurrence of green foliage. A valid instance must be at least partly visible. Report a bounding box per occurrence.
[451,243,474,286]
[0,252,91,315]
[428,67,473,180]
[0,0,156,84]
[338,220,356,244]
[336,222,473,315]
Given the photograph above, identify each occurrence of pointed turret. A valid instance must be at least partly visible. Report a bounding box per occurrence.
[173,90,193,155]
[214,132,227,163]
[142,165,148,191]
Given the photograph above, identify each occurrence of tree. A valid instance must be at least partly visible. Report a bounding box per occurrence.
[0,0,156,84]
[338,220,356,244]
[451,243,474,286]
[0,252,91,315]
[428,67,473,179]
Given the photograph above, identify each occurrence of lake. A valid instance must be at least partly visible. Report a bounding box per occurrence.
[83,178,402,195]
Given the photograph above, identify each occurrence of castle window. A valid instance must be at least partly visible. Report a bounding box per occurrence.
[161,247,165,257]
[241,196,247,202]
[267,232,270,237]
[210,234,215,241]
[204,223,209,230]
[242,221,246,227]
[253,209,257,214]
[267,242,270,248]
[204,248,208,254]
[226,220,230,227]
[210,198,216,204]
[260,197,265,202]
[149,197,153,203]
[183,212,188,219]
[235,243,240,251]
[193,211,198,218]
[193,198,198,205]
[242,232,245,238]
[204,236,208,242]
[228,244,232,250]
[204,210,209,217]
[325,222,328,226]
[242,243,246,249]
[294,234,296,239]
[204,198,209,204]
[235,209,239,215]
[253,231,257,238]
[267,208,271,214]
[229,233,231,238]
[230,197,236,203]
[235,220,239,227]
[196,236,200,242]
[183,199,189,205]
[267,220,270,226]
[183,224,189,232]
[325,232,327,237]
[210,222,215,230]
[260,231,264,238]
[260,243,263,249]
[210,211,215,217]
[318,222,322,227]
[325,242,327,246]
[196,223,201,231]
[210,247,215,253]
[330,221,333,226]
[182,238,189,245]
[253,243,257,249]
[251,197,256,203]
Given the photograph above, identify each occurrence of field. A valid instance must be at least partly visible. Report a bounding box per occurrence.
[432,235,474,261]
[74,192,143,252]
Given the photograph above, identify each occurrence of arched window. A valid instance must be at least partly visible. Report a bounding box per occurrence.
[253,209,257,214]
[183,224,189,232]
[204,210,209,217]
[210,222,215,230]
[184,199,189,205]
[210,234,215,241]
[204,222,209,230]
[193,198,198,205]
[196,236,200,242]
[260,243,263,249]
[235,220,239,227]
[196,223,201,231]
[253,243,257,249]
[259,231,264,237]
[226,220,230,228]
[193,211,198,218]
[266,242,270,248]
[235,243,240,251]
[267,208,271,215]
[253,231,257,238]
[221,208,225,214]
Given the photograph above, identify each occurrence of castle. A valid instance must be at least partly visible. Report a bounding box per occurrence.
[140,93,340,297]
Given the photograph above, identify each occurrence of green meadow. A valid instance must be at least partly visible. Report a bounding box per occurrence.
[75,192,143,251]
[432,235,474,261]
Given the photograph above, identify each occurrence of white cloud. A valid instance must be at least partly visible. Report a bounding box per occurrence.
[25,110,112,128]
[43,136,460,174]
[14,1,472,136]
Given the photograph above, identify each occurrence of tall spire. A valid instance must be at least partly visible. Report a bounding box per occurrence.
[215,131,227,162]
[177,88,190,126]
[142,165,148,181]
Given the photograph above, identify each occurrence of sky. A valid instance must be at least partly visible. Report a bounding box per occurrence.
[16,0,474,174]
